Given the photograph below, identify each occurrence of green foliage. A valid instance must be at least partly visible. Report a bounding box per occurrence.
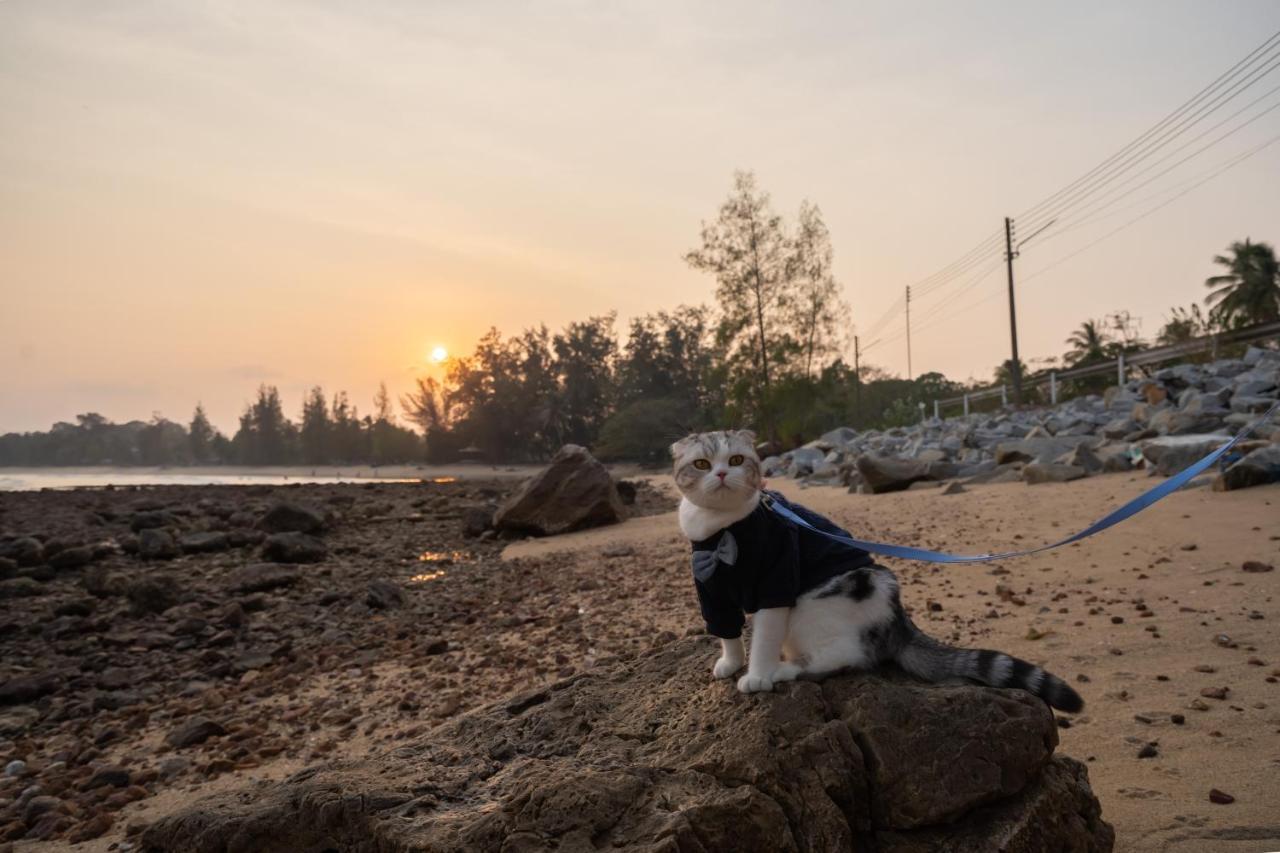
[594,398,693,465]
[1156,304,1212,346]
[684,171,850,436]
[1205,239,1280,329]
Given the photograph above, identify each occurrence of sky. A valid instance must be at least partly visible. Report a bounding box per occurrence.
[3,0,1279,434]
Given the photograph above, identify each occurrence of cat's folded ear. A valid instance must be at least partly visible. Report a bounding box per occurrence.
[735,429,757,445]
[669,434,698,459]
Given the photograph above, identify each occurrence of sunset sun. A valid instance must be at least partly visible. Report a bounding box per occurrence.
[429,345,448,363]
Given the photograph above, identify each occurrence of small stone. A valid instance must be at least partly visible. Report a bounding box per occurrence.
[257,502,327,534]
[1137,742,1158,759]
[82,766,130,790]
[365,579,405,610]
[3,760,26,778]
[262,532,326,564]
[422,637,449,655]
[1208,788,1235,804]
[138,528,180,560]
[1180,543,1198,551]
[1193,664,1216,673]
[67,813,112,843]
[126,574,183,614]
[165,716,227,749]
[1199,686,1229,700]
[1170,713,1185,725]
[1241,561,1273,573]
[1111,616,1124,624]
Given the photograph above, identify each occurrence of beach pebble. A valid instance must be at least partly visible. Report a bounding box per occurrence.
[1208,788,1235,804]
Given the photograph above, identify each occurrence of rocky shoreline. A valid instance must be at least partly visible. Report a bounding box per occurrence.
[0,477,670,849]
[766,345,1280,493]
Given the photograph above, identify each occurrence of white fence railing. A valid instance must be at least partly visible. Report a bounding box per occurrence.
[932,320,1280,420]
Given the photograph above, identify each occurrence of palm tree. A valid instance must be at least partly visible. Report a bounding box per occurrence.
[1064,320,1109,366]
[1204,239,1280,329]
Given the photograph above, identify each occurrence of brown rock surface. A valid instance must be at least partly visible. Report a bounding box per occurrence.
[493,444,627,536]
[141,637,1111,852]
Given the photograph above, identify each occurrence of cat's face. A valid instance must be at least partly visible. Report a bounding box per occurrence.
[670,430,762,509]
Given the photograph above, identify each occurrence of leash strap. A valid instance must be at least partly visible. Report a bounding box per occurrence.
[764,401,1279,564]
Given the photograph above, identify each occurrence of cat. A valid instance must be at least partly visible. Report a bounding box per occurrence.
[671,429,1083,712]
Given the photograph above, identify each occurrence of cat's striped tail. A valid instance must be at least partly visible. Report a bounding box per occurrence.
[896,631,1084,713]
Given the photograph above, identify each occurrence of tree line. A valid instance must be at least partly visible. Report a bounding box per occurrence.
[2,174,1276,467]
[0,384,422,467]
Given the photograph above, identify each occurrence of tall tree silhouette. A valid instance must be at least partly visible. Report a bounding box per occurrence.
[1204,239,1280,329]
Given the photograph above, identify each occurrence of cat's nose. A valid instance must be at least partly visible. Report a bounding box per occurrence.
[715,471,727,480]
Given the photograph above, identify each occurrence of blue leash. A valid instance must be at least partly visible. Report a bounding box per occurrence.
[765,401,1279,564]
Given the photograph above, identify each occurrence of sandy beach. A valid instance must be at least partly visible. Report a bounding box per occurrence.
[1,471,1277,851]
[511,472,1280,852]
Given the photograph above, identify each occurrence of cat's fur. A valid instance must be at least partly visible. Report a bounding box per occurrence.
[671,429,1083,712]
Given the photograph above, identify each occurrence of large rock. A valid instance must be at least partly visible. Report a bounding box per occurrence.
[493,444,626,536]
[855,455,932,494]
[994,436,1095,466]
[140,637,1112,853]
[1140,434,1229,477]
[1023,462,1087,485]
[1214,445,1280,491]
[786,446,828,478]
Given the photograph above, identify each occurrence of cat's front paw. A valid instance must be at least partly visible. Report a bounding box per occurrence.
[773,662,802,682]
[737,672,774,693]
[712,656,743,679]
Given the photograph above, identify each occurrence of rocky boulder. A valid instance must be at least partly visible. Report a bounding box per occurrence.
[854,455,951,494]
[1023,462,1087,485]
[493,444,626,536]
[1214,445,1280,491]
[1140,434,1229,477]
[140,637,1112,853]
[994,436,1095,466]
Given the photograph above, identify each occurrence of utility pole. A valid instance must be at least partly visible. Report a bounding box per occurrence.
[1004,217,1023,405]
[905,286,913,380]
[853,335,862,425]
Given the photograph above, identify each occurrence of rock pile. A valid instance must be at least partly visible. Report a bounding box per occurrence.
[765,346,1280,493]
[141,636,1113,853]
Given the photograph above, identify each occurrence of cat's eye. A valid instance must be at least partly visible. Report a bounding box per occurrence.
[693,459,712,470]
[728,454,744,465]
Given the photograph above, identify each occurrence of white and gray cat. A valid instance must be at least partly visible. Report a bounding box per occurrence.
[672,429,1083,712]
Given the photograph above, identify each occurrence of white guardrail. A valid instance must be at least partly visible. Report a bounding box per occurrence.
[932,320,1280,419]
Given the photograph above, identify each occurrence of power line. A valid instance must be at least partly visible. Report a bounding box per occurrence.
[1020,127,1280,285]
[1044,122,1280,238]
[1015,29,1280,229]
[1016,44,1280,238]
[1022,83,1280,246]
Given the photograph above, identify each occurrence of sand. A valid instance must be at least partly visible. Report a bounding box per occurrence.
[4,471,1276,851]
[509,473,1280,853]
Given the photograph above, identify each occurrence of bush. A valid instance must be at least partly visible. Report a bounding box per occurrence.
[594,398,692,464]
